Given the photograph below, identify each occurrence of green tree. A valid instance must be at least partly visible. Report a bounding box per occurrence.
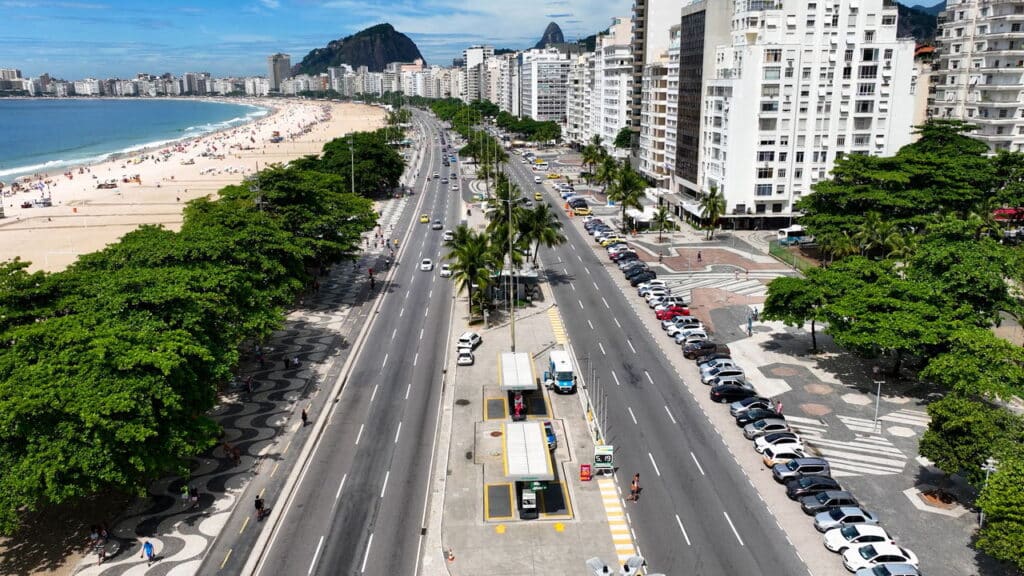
[521,202,566,266]
[445,226,497,317]
[595,155,619,196]
[975,452,1024,571]
[580,134,605,184]
[613,127,633,149]
[762,274,827,351]
[651,204,675,243]
[699,185,726,240]
[920,328,1024,400]
[607,163,645,233]
[919,395,1024,486]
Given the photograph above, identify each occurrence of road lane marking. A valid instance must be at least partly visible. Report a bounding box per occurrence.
[360,533,374,573]
[627,406,637,425]
[424,308,429,318]
[598,478,639,564]
[429,290,433,299]
[336,473,348,500]
[220,549,232,569]
[690,452,706,476]
[578,299,584,309]
[394,422,402,444]
[611,371,621,386]
[400,307,405,317]
[392,328,397,340]
[564,267,568,274]
[414,352,419,366]
[675,515,692,545]
[355,424,364,445]
[593,281,599,290]
[665,406,677,424]
[645,371,653,384]
[571,243,577,251]
[308,535,325,575]
[648,452,662,476]
[570,282,576,291]
[405,383,411,399]
[239,516,249,534]
[370,384,379,403]
[380,470,391,498]
[723,512,745,545]
[588,319,594,330]
[419,328,424,340]
[577,254,583,262]
[614,317,621,328]
[627,340,637,354]
[602,297,610,309]
[598,342,606,355]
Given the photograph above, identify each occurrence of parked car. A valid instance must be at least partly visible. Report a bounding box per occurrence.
[814,506,879,533]
[637,280,667,295]
[735,407,783,427]
[708,375,747,388]
[774,457,831,483]
[653,297,687,311]
[699,358,737,376]
[841,543,917,572]
[676,331,709,346]
[656,305,689,321]
[729,396,772,417]
[823,524,893,553]
[644,288,670,302]
[683,341,728,359]
[667,320,704,337]
[610,250,638,262]
[710,383,757,403]
[456,350,474,366]
[693,351,732,364]
[543,421,557,451]
[852,564,919,576]
[623,263,650,277]
[785,475,842,500]
[664,315,702,331]
[761,445,806,468]
[801,490,860,516]
[744,418,790,440]
[753,431,803,454]
[700,366,744,384]
[457,331,482,350]
[630,271,657,286]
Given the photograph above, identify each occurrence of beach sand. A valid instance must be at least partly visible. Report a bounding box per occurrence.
[0,99,386,272]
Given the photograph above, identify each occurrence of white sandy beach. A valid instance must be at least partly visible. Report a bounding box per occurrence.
[0,99,386,272]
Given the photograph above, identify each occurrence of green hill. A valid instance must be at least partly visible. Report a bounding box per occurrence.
[293,23,424,75]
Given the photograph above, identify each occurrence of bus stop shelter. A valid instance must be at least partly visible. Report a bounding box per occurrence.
[503,421,554,482]
[499,352,536,392]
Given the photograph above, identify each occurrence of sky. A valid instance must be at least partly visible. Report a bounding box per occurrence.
[0,0,632,79]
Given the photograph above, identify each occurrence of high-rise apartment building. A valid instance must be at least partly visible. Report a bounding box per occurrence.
[267,53,291,92]
[565,52,593,144]
[630,0,682,131]
[462,45,494,102]
[695,0,915,227]
[591,17,634,151]
[932,0,1024,152]
[521,48,571,123]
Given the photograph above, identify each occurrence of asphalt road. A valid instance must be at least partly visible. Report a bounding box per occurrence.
[252,111,458,576]
[504,156,810,575]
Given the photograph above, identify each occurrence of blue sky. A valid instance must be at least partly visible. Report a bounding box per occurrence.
[0,0,632,79]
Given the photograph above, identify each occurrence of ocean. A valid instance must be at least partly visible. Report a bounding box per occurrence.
[0,98,268,183]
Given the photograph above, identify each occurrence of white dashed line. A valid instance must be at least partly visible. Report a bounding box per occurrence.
[414,352,419,366]
[578,299,584,309]
[419,328,424,340]
[723,512,745,545]
[370,384,379,402]
[360,533,374,573]
[335,474,348,500]
[690,452,705,476]
[405,383,411,399]
[588,319,595,330]
[598,342,606,355]
[628,340,637,354]
[611,371,621,386]
[400,307,405,317]
[648,452,662,476]
[577,254,583,262]
[645,370,653,384]
[593,281,599,290]
[628,406,638,424]
[382,354,388,369]
[391,329,397,340]
[308,535,325,575]
[394,422,402,444]
[570,282,576,291]
[675,515,692,546]
[665,406,677,424]
[614,317,621,328]
[602,297,610,309]
[355,424,365,445]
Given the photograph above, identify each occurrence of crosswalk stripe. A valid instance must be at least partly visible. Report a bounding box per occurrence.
[785,415,829,426]
[597,478,640,564]
[811,448,906,469]
[806,437,906,457]
[820,457,906,475]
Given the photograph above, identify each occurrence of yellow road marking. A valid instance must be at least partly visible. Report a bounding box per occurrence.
[220,549,232,569]
[239,516,249,534]
[597,478,640,564]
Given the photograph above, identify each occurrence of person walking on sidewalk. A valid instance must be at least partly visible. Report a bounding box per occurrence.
[301,408,309,427]
[141,540,155,566]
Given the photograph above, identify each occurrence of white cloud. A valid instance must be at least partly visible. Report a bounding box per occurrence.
[259,0,280,8]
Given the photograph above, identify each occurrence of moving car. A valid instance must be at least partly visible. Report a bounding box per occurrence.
[443,230,455,241]
[456,350,474,366]
[841,543,917,572]
[420,259,434,271]
[432,220,443,230]
[801,490,860,516]
[534,176,542,183]
[813,506,879,533]
[534,192,543,201]
[823,524,893,553]
[420,213,430,223]
[439,264,453,277]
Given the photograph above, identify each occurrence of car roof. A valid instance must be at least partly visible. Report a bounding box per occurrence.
[836,506,869,516]
[843,523,887,535]
[871,563,919,576]
[459,331,478,339]
[791,457,828,466]
[855,542,904,555]
[756,418,787,427]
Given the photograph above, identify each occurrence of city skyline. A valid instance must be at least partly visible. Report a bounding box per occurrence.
[0,0,632,79]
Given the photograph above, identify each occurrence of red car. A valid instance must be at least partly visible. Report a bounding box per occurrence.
[656,305,690,320]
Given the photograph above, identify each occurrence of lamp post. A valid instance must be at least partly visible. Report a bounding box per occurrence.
[980,457,999,527]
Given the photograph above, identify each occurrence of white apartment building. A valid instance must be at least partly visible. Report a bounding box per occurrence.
[699,0,916,226]
[932,0,1024,152]
[521,48,570,123]
[245,77,270,96]
[638,26,676,186]
[565,52,593,144]
[73,78,100,96]
[462,45,494,102]
[590,17,634,152]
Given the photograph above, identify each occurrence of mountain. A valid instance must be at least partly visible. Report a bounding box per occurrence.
[534,22,565,49]
[897,3,939,43]
[293,23,424,75]
[909,2,945,16]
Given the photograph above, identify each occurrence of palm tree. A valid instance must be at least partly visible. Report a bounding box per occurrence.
[595,155,619,196]
[607,163,646,233]
[522,203,567,265]
[580,134,605,183]
[445,226,496,317]
[699,185,726,240]
[651,204,675,243]
[966,198,1000,241]
[819,231,858,264]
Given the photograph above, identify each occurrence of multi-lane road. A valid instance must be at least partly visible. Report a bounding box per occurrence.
[249,111,458,576]
[504,155,810,575]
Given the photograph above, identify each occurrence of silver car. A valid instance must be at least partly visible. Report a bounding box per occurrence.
[814,506,879,533]
[743,418,789,440]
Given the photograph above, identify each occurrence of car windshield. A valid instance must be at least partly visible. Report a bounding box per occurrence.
[786,460,801,471]
[829,508,846,520]
[816,492,831,503]
[840,525,860,539]
[859,545,878,560]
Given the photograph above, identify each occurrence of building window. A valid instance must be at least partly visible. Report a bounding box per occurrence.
[882,15,895,26]
[842,67,852,79]
[802,67,812,80]
[855,100,875,113]
[761,101,779,112]
[864,30,875,42]
[756,204,767,214]
[857,83,875,95]
[756,151,775,162]
[764,67,781,80]
[836,135,846,146]
[845,49,854,62]
[757,167,774,179]
[853,134,871,146]
[859,65,878,79]
[862,48,878,62]
[759,118,778,131]
[765,49,782,63]
[854,117,873,129]
[779,152,788,162]
[762,84,781,97]
[755,184,773,197]
[795,151,805,163]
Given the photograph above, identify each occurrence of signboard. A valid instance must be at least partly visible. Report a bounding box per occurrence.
[580,464,592,482]
[594,445,614,474]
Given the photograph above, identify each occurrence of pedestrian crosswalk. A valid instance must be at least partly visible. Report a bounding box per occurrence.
[784,415,908,478]
[597,478,639,565]
[653,272,770,299]
[548,308,568,345]
[878,408,930,428]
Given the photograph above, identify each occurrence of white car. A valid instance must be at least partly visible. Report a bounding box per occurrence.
[450,183,459,191]
[420,258,434,271]
[823,524,894,553]
[842,543,918,572]
[680,333,709,347]
[754,432,804,454]
[700,358,737,376]
[761,445,806,468]
[534,176,542,183]
[457,331,482,350]
[674,329,709,345]
[699,365,743,383]
[666,322,704,337]
[439,264,452,277]
[637,280,667,294]
[663,317,702,331]
[442,230,455,241]
[456,350,474,366]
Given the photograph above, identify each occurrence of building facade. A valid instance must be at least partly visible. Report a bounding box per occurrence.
[521,48,571,123]
[267,53,291,92]
[931,0,1024,152]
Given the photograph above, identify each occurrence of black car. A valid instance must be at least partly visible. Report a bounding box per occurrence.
[617,255,642,268]
[624,265,650,279]
[729,395,773,417]
[735,407,783,427]
[630,271,657,286]
[694,351,732,365]
[785,475,841,500]
[610,250,637,262]
[683,340,722,358]
[622,261,647,274]
[710,383,756,403]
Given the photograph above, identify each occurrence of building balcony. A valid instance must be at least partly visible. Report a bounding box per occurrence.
[983,48,1024,57]
[974,115,1021,124]
[980,84,1023,92]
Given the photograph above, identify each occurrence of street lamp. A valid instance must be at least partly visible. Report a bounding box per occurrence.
[980,457,999,527]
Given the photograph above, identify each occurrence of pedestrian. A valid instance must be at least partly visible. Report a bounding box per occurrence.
[180,483,189,508]
[776,400,784,415]
[752,307,759,321]
[734,270,739,281]
[254,495,266,521]
[142,540,156,565]
[189,485,199,510]
[301,408,309,426]
[245,375,254,394]
[630,473,640,502]
[292,355,300,368]
[696,251,702,263]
